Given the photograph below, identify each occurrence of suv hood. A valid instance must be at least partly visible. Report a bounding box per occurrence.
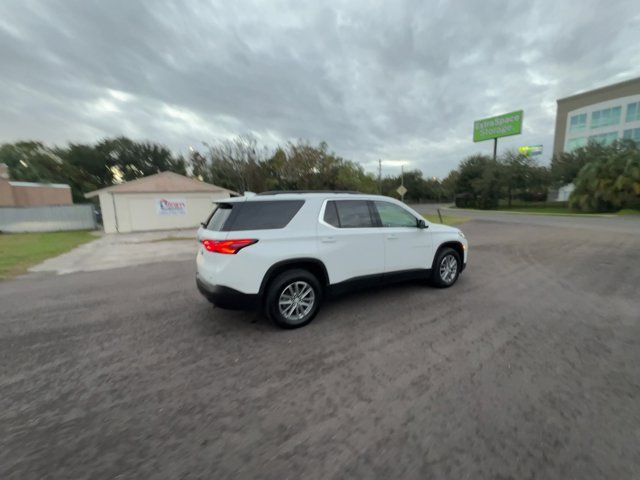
[429,223,462,234]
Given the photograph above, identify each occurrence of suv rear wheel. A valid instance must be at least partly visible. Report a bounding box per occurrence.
[430,247,461,288]
[265,269,322,329]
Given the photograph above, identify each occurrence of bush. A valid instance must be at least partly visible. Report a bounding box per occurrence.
[454,192,474,208]
[569,141,640,212]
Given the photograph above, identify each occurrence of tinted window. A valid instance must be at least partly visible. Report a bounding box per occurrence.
[205,203,232,231]
[323,201,340,227]
[374,201,417,228]
[224,200,304,231]
[334,200,375,228]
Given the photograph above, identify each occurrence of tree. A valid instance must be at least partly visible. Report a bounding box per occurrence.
[0,137,188,202]
[205,135,267,193]
[570,140,640,211]
[55,143,115,202]
[203,136,378,194]
[0,141,66,184]
[95,136,186,182]
[452,154,501,208]
[499,151,548,206]
[550,142,607,185]
[187,148,212,183]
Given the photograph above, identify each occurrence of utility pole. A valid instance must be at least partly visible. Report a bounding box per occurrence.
[378,159,382,194]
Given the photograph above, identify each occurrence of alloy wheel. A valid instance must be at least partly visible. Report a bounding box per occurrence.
[439,254,458,284]
[278,281,315,324]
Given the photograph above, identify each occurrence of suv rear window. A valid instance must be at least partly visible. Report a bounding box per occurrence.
[206,200,304,231]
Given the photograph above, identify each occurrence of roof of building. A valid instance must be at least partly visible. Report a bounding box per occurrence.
[557,76,640,103]
[8,181,70,189]
[84,171,237,198]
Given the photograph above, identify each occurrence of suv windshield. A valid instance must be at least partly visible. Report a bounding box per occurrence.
[205,200,304,231]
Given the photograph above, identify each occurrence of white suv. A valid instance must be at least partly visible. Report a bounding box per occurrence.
[196,192,468,328]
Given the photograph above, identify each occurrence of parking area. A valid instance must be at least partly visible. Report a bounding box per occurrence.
[27,229,197,275]
[1,217,640,479]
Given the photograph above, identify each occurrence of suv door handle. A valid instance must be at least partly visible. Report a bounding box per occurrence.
[321,236,336,243]
[387,234,398,240]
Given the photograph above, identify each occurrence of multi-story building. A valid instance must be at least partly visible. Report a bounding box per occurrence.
[553,77,640,156]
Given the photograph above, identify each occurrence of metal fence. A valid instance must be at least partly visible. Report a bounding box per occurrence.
[0,205,96,232]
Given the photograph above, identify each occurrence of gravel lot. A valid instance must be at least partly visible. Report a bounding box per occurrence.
[1,218,639,479]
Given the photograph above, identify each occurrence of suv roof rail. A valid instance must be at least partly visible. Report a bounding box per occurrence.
[256,190,362,196]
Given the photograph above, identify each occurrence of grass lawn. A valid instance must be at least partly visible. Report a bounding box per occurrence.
[424,214,470,226]
[618,209,640,215]
[492,206,593,215]
[0,230,96,280]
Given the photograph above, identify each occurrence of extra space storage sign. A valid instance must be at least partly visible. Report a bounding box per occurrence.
[473,110,523,142]
[156,198,187,215]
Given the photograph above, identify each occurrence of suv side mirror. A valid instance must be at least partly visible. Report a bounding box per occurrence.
[417,219,428,229]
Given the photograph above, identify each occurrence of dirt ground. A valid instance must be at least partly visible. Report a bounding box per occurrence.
[1,218,639,479]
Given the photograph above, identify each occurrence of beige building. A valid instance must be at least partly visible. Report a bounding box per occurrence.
[0,163,73,207]
[85,171,236,233]
[553,77,640,156]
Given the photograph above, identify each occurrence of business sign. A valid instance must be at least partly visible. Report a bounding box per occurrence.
[518,145,543,157]
[473,110,524,142]
[156,198,187,215]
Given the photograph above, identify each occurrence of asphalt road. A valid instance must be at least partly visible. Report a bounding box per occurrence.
[415,204,640,235]
[2,218,640,479]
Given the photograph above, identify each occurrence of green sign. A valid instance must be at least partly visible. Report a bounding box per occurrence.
[473,110,523,142]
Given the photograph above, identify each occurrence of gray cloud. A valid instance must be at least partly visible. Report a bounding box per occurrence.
[1,0,639,177]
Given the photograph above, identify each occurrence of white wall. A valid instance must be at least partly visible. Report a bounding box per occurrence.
[556,183,575,202]
[99,192,117,233]
[98,191,230,233]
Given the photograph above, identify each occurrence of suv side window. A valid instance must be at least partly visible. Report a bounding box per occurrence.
[206,203,232,231]
[374,201,418,228]
[323,200,340,227]
[328,200,376,228]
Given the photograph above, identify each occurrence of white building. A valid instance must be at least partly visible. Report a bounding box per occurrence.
[556,183,575,202]
[85,171,236,233]
[553,77,640,155]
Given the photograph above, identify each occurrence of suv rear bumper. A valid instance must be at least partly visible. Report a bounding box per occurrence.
[196,274,260,310]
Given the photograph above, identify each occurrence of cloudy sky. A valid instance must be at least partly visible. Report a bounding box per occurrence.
[1,0,639,177]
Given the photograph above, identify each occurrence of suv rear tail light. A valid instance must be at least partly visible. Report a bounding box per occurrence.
[202,239,258,254]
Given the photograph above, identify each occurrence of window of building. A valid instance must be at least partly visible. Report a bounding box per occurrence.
[591,106,622,129]
[588,132,618,146]
[626,102,640,123]
[623,128,640,143]
[566,137,587,151]
[569,113,587,133]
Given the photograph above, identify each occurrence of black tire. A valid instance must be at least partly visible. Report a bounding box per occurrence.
[430,247,461,288]
[265,269,323,329]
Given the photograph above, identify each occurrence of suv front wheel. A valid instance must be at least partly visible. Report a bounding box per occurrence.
[431,247,461,288]
[265,269,323,329]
